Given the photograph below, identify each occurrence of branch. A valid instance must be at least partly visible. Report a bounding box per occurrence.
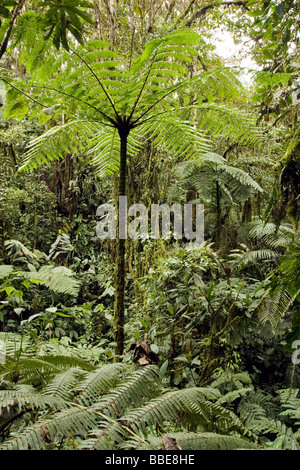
[182,1,250,27]
[0,411,25,434]
[175,0,199,26]
[132,108,177,128]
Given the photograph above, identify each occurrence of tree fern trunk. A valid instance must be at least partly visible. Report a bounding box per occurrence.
[113,127,128,358]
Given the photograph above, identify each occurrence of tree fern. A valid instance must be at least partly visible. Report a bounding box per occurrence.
[241,220,294,249]
[171,155,263,201]
[2,29,264,355]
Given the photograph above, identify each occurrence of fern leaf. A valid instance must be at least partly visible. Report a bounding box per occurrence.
[75,363,123,406]
[0,265,14,279]
[0,390,67,415]
[26,266,81,296]
[19,120,101,171]
[43,367,87,401]
[0,406,99,450]
[94,365,162,418]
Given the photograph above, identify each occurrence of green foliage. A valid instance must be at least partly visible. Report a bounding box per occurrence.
[0,0,94,57]
[0,0,299,452]
[1,344,298,450]
[0,353,262,450]
[1,29,262,177]
[41,0,94,51]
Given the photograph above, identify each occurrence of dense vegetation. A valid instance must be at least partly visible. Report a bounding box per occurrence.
[0,0,300,451]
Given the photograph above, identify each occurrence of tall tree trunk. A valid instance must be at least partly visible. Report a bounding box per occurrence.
[0,0,26,60]
[215,179,221,249]
[93,0,102,40]
[148,0,156,32]
[113,127,128,358]
[103,0,115,46]
[129,0,135,68]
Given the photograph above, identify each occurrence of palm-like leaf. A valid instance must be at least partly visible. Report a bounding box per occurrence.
[11,29,262,176]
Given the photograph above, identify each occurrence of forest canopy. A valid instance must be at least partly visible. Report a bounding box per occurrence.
[0,0,300,452]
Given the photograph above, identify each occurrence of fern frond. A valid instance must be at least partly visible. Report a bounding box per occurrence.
[218,165,263,193]
[1,357,61,384]
[123,387,216,433]
[216,387,252,406]
[78,418,127,450]
[135,118,212,161]
[1,354,94,385]
[193,103,263,145]
[75,363,123,406]
[258,288,292,328]
[0,389,67,415]
[0,405,99,450]
[43,367,87,401]
[26,266,81,296]
[0,333,33,359]
[278,388,300,412]
[171,431,260,450]
[37,355,95,372]
[245,221,294,248]
[0,265,14,279]
[211,371,252,390]
[229,245,279,272]
[18,120,101,171]
[94,365,162,418]
[237,389,279,433]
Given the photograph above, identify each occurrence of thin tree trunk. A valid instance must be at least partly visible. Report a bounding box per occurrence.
[93,0,102,40]
[103,0,115,46]
[215,179,221,249]
[129,0,135,68]
[113,127,128,358]
[148,0,156,32]
[0,0,26,60]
